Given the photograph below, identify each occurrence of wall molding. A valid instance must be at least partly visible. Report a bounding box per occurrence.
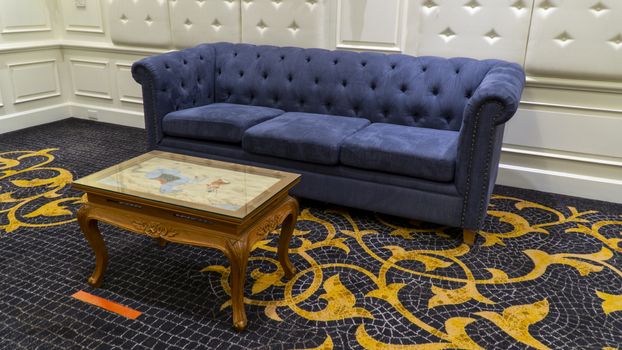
[69,58,113,100]
[8,59,61,104]
[526,76,622,94]
[0,0,52,34]
[0,103,70,134]
[115,62,143,105]
[70,103,145,128]
[62,0,105,34]
[335,0,407,52]
[498,163,622,204]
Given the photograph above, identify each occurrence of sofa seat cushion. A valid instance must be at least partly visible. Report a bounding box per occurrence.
[243,112,370,165]
[340,123,459,182]
[162,103,284,143]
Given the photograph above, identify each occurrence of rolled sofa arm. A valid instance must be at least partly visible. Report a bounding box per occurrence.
[463,63,526,125]
[132,44,216,148]
[455,62,526,230]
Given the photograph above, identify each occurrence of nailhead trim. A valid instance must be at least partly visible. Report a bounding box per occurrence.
[460,101,504,230]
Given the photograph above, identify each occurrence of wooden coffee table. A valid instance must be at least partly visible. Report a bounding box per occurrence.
[72,151,300,331]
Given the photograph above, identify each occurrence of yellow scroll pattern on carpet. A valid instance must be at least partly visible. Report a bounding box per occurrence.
[204,201,622,349]
[0,149,82,233]
[2,149,621,348]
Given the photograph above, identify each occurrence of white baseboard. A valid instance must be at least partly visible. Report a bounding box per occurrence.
[0,103,71,134]
[497,164,622,204]
[70,103,145,129]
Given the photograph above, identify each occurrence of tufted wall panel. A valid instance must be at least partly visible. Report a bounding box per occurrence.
[405,0,533,63]
[169,0,240,48]
[212,43,506,131]
[109,0,172,48]
[525,0,622,81]
[240,0,329,48]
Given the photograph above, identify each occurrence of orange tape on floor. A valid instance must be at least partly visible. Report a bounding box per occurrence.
[72,290,142,320]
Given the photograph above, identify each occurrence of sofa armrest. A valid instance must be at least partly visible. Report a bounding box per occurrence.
[132,44,216,148]
[463,63,525,125]
[455,63,525,230]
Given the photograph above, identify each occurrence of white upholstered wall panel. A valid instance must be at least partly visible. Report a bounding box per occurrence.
[109,0,172,48]
[8,59,61,104]
[241,0,329,48]
[69,58,112,100]
[0,0,52,34]
[405,0,533,62]
[60,0,104,33]
[525,0,622,81]
[337,0,406,52]
[115,62,143,104]
[169,0,240,48]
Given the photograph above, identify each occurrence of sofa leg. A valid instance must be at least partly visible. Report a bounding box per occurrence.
[463,229,477,246]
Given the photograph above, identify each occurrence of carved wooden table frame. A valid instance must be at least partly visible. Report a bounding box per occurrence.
[76,190,299,331]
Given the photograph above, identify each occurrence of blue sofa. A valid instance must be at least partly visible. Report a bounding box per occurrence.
[132,42,525,243]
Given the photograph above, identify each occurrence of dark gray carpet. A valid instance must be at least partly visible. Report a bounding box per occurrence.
[1,118,621,349]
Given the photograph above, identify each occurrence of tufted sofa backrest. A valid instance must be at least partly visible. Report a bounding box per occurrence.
[212,42,505,131]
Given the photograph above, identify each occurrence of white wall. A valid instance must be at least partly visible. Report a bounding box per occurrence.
[1,0,621,204]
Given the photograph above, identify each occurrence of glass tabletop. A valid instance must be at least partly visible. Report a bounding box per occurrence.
[73,151,300,219]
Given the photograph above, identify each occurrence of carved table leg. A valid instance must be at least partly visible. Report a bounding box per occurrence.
[278,198,299,279]
[227,240,250,331]
[77,204,108,288]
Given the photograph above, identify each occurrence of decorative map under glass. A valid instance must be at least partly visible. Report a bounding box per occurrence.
[73,151,299,218]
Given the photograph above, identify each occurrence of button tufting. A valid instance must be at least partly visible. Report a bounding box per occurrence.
[400,84,407,92]
[306,57,311,62]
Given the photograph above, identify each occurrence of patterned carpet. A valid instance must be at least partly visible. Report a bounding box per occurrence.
[1,118,621,349]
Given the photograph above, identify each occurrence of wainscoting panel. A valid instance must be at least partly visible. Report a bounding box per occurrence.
[336,0,407,52]
[109,0,172,48]
[8,59,61,104]
[115,62,143,105]
[0,0,51,34]
[69,58,112,100]
[504,107,622,160]
[59,0,104,34]
[241,0,330,48]
[405,0,533,62]
[525,0,622,81]
[169,0,240,48]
